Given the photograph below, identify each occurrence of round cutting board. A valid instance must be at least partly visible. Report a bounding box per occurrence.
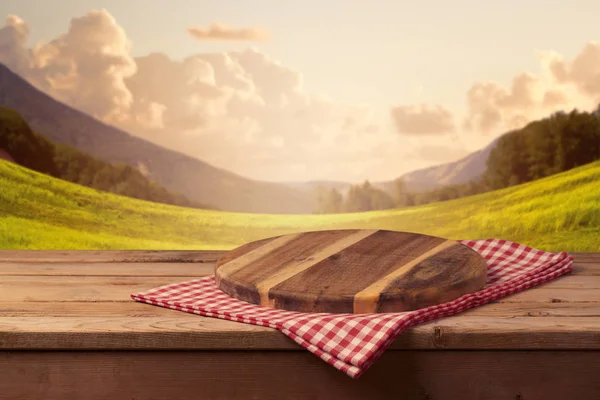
[214,229,488,314]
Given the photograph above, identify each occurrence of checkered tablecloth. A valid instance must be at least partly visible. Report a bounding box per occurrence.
[131,239,573,379]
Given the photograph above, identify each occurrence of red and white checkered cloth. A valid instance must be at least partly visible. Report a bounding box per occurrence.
[131,239,573,379]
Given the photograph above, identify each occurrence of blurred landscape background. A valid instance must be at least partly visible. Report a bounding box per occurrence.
[0,1,599,251]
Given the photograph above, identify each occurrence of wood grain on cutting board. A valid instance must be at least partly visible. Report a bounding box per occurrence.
[215,229,488,314]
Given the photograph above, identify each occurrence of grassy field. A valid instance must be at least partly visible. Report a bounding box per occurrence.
[1,158,599,252]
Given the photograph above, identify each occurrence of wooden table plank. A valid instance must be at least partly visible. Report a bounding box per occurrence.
[0,262,214,276]
[2,300,600,318]
[3,350,600,400]
[568,252,600,263]
[0,250,596,263]
[0,275,595,303]
[511,275,600,289]
[0,318,294,350]
[1,315,600,350]
[0,262,597,277]
[0,301,186,316]
[461,302,600,317]
[1,271,597,286]
[0,260,598,277]
[0,274,597,302]
[0,276,199,302]
[499,288,599,303]
[572,262,600,275]
[0,268,597,287]
[0,250,225,263]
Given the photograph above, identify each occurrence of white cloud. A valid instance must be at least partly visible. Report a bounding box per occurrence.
[463,42,600,135]
[391,104,455,135]
[4,10,600,182]
[188,23,269,42]
[0,11,404,181]
[0,15,31,74]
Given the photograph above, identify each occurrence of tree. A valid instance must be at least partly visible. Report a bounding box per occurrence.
[314,186,343,214]
[393,177,414,207]
[326,188,343,213]
[484,107,600,191]
[0,107,209,209]
[342,180,395,212]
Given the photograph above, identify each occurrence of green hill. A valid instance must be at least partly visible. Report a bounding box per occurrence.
[1,158,599,251]
[0,106,212,210]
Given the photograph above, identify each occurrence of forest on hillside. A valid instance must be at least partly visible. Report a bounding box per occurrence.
[0,107,213,210]
[315,106,600,214]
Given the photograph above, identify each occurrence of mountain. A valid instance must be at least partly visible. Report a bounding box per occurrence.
[281,141,499,198]
[0,64,315,214]
[284,140,500,196]
[0,106,211,209]
[376,138,499,193]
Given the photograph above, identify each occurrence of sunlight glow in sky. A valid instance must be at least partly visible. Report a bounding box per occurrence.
[1,0,600,182]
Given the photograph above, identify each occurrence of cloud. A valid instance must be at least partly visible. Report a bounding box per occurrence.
[540,42,600,99]
[462,73,543,133]
[390,104,455,135]
[0,15,31,73]
[542,89,567,108]
[0,10,402,181]
[463,41,600,135]
[1,10,137,122]
[7,10,600,182]
[125,52,229,132]
[188,23,269,42]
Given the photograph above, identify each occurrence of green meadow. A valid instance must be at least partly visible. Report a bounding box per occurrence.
[1,159,599,252]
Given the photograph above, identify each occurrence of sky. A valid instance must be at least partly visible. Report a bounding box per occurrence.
[1,0,600,182]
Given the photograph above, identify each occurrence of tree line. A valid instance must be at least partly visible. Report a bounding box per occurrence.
[315,106,600,213]
[0,107,213,209]
[314,178,488,213]
[484,108,600,189]
[314,181,395,213]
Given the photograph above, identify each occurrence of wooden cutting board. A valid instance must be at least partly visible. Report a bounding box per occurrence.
[215,229,488,314]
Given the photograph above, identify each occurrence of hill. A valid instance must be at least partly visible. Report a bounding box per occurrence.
[283,136,501,198]
[376,138,499,193]
[0,63,315,214]
[284,140,500,196]
[0,106,209,209]
[1,158,598,252]
[398,138,497,191]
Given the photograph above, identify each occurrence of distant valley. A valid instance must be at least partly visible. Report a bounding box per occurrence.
[375,138,498,193]
[284,140,498,195]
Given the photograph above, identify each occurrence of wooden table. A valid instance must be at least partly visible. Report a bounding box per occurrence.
[0,250,599,400]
